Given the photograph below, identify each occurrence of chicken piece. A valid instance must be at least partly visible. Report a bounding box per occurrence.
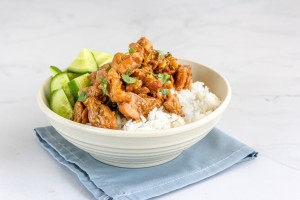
[144,73,163,91]
[165,55,179,74]
[89,71,97,85]
[118,93,144,121]
[79,83,108,103]
[154,54,179,75]
[89,64,109,85]
[125,79,143,92]
[72,101,89,124]
[142,95,162,115]
[137,37,154,56]
[125,79,150,94]
[174,65,192,90]
[163,94,183,116]
[96,64,110,81]
[84,96,117,129]
[107,68,131,103]
[118,93,162,121]
[129,37,154,59]
[131,66,152,81]
[111,52,143,74]
[133,86,150,94]
[163,80,173,89]
[81,84,101,97]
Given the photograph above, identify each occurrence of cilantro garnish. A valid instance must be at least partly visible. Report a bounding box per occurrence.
[100,78,108,94]
[106,64,112,71]
[78,91,89,102]
[157,73,170,84]
[129,48,136,54]
[161,88,169,96]
[121,71,138,84]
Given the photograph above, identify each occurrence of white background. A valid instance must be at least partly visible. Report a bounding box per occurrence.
[0,0,299,199]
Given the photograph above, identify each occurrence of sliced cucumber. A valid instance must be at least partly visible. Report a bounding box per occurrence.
[50,89,74,119]
[62,84,75,106]
[67,72,82,80]
[67,48,98,73]
[50,66,62,77]
[68,73,91,100]
[50,72,70,93]
[91,50,113,68]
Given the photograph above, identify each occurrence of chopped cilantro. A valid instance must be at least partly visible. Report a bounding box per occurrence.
[157,73,170,84]
[129,48,136,54]
[122,71,138,84]
[106,64,112,71]
[78,91,89,102]
[161,88,169,96]
[100,78,108,94]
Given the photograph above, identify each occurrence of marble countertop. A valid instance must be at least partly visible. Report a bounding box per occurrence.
[1,0,299,199]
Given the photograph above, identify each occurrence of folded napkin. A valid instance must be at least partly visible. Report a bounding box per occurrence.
[35,126,257,200]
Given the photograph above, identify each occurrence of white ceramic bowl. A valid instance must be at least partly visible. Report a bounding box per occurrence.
[37,59,231,168]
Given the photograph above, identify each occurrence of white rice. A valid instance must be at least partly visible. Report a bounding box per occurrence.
[118,81,221,131]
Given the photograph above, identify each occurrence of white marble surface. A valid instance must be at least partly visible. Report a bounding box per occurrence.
[1,0,300,199]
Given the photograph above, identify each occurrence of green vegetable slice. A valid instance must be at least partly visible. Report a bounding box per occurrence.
[91,50,113,68]
[68,73,91,100]
[67,48,98,73]
[67,72,82,80]
[62,84,75,106]
[50,88,74,119]
[50,72,70,93]
[50,66,62,77]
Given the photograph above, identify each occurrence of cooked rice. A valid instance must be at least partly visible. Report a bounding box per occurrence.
[118,81,221,131]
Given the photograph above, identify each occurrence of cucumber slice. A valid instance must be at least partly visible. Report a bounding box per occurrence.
[50,72,70,93]
[50,89,74,119]
[62,84,75,106]
[67,48,98,73]
[50,66,62,77]
[67,72,82,80]
[68,73,91,100]
[91,50,113,68]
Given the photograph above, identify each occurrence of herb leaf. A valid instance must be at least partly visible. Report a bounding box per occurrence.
[157,73,170,84]
[161,88,169,96]
[129,48,136,54]
[100,78,108,94]
[122,72,138,84]
[78,91,89,102]
[106,64,112,71]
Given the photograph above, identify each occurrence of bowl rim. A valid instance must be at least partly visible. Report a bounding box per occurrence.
[37,59,231,138]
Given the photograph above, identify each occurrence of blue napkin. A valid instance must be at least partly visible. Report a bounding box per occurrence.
[35,126,257,200]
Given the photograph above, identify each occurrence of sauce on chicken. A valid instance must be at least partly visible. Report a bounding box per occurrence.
[71,37,193,129]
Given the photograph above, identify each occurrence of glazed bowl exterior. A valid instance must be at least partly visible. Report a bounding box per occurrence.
[37,59,231,168]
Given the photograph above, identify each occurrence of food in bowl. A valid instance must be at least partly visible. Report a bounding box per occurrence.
[48,37,220,130]
[38,56,231,168]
